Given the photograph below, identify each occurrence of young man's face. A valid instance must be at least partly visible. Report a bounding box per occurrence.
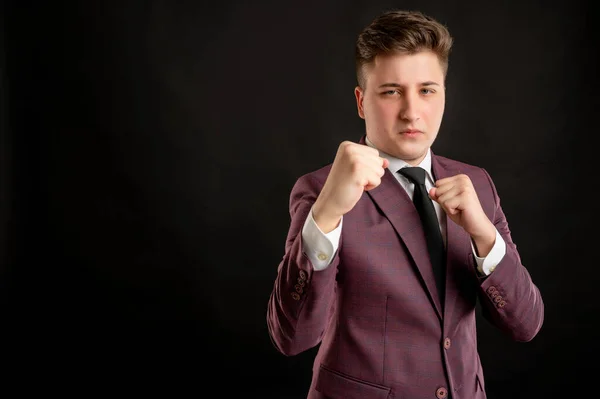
[355,51,446,165]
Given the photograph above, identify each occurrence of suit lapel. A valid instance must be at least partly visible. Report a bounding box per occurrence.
[367,169,443,320]
[431,155,473,325]
[359,133,474,320]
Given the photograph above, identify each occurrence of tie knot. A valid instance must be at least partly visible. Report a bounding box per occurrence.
[398,166,427,185]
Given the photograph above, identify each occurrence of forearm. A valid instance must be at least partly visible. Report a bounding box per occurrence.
[267,180,339,356]
[478,247,544,341]
[476,205,544,341]
[267,227,339,355]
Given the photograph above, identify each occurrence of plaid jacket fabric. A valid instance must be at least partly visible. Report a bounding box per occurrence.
[267,137,544,399]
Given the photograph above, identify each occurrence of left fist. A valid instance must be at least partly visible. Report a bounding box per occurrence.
[429,174,495,241]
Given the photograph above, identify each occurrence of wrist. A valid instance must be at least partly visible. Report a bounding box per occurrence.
[312,200,342,234]
[471,222,496,257]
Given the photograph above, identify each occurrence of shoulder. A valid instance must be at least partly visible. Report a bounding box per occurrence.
[435,154,491,176]
[433,154,496,192]
[287,163,333,202]
[434,154,482,173]
[299,163,332,183]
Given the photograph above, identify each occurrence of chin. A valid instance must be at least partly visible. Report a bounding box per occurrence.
[395,146,427,162]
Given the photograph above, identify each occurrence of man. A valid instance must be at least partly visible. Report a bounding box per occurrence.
[266,9,544,399]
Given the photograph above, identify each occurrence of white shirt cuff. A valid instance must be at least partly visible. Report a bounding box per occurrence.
[301,206,342,271]
[472,229,506,276]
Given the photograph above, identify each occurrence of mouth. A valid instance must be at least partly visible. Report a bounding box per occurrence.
[400,129,423,136]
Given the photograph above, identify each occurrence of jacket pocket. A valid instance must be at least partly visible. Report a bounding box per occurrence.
[315,364,391,399]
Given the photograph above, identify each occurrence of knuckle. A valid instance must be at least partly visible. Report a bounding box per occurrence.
[339,141,353,153]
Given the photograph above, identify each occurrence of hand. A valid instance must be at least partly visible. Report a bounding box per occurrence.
[429,174,496,254]
[313,141,389,233]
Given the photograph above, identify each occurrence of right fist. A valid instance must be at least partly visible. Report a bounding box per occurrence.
[312,141,389,233]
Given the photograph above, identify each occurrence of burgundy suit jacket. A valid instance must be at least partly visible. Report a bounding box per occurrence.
[267,138,544,399]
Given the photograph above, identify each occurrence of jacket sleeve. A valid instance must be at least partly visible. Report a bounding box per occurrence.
[266,173,340,356]
[476,168,545,342]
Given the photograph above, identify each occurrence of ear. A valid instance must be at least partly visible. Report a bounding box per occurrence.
[354,86,365,119]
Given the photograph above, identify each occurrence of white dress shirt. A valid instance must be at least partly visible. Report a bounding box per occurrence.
[301,138,506,275]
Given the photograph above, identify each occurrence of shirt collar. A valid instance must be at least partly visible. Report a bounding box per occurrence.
[365,136,434,184]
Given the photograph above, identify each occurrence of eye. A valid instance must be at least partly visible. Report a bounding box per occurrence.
[383,89,400,96]
[421,88,435,95]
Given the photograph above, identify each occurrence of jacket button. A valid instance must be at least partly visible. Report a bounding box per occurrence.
[487,286,497,294]
[443,337,451,349]
[436,387,448,398]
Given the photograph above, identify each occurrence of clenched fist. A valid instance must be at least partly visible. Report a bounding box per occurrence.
[313,141,389,233]
[429,174,496,256]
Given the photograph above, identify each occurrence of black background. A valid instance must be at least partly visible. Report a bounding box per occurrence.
[2,0,597,397]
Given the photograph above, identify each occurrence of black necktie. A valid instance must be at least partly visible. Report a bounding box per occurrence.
[398,167,446,303]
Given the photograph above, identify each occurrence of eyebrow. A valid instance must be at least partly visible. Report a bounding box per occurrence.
[377,81,440,89]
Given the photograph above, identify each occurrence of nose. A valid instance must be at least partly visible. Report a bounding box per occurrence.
[399,92,419,122]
